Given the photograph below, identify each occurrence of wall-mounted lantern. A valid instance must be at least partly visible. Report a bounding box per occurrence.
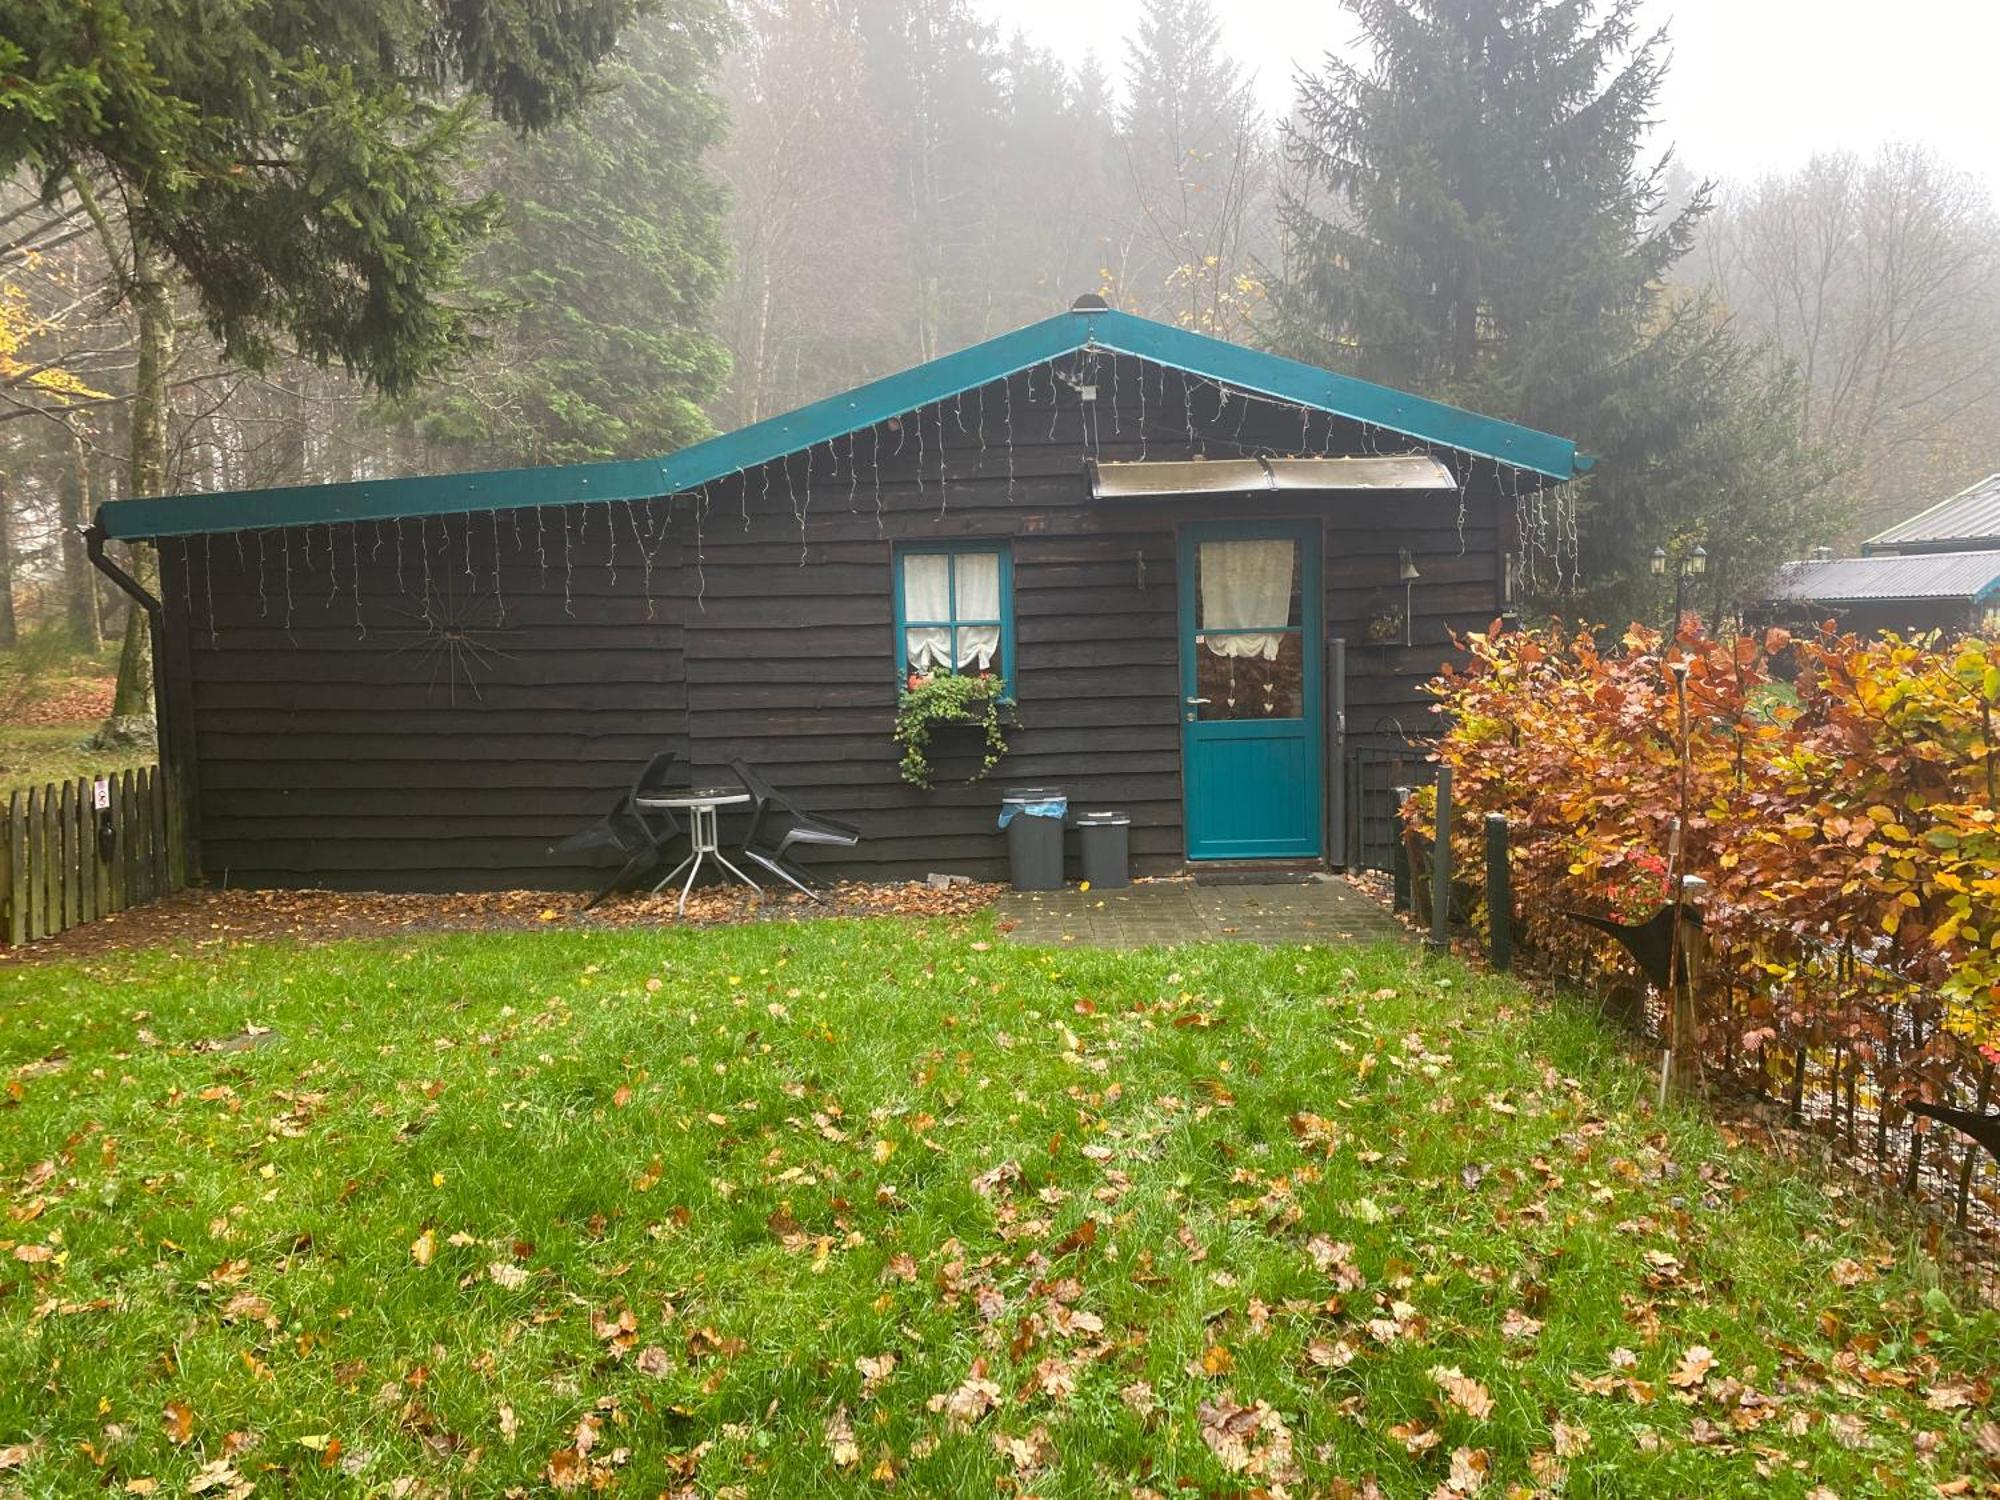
[1398,549,1421,647]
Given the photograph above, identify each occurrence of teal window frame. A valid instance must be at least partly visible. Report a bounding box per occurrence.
[892,542,1016,687]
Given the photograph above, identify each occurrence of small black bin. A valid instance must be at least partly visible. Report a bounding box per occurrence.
[1000,787,1067,891]
[1076,811,1131,889]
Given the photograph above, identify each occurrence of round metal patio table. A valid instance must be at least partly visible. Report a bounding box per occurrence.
[635,786,760,915]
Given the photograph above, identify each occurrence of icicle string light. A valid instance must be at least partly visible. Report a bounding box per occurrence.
[913,405,926,500]
[799,444,814,566]
[490,511,506,626]
[202,534,218,647]
[562,505,575,618]
[1004,379,1017,501]
[419,516,434,623]
[872,427,884,534]
[352,523,368,639]
[282,528,296,642]
[626,500,653,620]
[847,434,859,514]
[937,403,950,522]
[323,526,339,609]
[256,529,270,620]
[694,492,708,612]
[1136,359,1148,460]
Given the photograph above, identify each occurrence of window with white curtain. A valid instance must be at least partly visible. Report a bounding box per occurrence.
[895,545,1013,684]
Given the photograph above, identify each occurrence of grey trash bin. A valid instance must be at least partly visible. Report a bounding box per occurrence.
[1000,787,1067,891]
[1076,811,1131,889]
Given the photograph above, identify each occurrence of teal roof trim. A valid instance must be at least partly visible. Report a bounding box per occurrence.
[98,309,1583,541]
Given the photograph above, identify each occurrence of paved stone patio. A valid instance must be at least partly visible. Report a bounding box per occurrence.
[995,876,1409,948]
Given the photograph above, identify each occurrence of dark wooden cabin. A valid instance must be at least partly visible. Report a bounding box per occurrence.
[94,302,1586,891]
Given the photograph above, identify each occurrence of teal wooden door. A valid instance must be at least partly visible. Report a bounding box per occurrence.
[1179,522,1323,861]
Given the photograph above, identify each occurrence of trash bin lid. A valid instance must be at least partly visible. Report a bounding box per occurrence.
[1001,786,1066,803]
[1076,811,1130,825]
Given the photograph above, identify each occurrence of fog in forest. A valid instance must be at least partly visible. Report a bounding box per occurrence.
[4,0,1997,655]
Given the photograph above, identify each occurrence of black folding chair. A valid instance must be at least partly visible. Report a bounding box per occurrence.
[551,752,685,910]
[729,758,861,899]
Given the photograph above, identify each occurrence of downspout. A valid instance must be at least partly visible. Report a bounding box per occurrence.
[83,522,196,877]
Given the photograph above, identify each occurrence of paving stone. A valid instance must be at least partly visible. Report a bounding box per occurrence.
[995,877,1409,950]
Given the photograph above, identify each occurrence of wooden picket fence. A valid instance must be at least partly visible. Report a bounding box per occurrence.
[1,766,186,945]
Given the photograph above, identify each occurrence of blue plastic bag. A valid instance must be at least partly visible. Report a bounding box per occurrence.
[998,796,1067,829]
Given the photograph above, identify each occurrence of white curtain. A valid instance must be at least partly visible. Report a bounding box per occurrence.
[954,552,1001,670]
[903,552,952,671]
[1200,539,1294,660]
[903,552,1003,672]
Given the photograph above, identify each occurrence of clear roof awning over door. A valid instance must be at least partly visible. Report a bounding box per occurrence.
[1087,454,1458,499]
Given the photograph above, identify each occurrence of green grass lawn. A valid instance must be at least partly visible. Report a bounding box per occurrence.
[0,724,153,795]
[1,921,1993,1497]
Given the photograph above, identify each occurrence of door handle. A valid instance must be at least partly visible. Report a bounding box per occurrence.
[1185,697,1211,705]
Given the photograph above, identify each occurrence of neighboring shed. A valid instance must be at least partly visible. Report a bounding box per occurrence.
[1753,550,2000,638]
[1863,473,2000,556]
[91,301,1587,892]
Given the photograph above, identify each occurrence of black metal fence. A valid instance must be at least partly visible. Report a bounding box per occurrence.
[1345,742,1437,874]
[1402,786,2000,1241]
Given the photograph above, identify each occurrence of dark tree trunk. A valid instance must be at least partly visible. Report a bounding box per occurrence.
[111,234,170,720]
[0,476,18,649]
[58,427,103,649]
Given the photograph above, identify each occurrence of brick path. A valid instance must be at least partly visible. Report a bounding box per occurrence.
[995,876,1408,949]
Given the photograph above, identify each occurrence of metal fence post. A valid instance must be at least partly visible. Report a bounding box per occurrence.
[1390,785,1412,914]
[1485,813,1511,971]
[1430,765,1452,953]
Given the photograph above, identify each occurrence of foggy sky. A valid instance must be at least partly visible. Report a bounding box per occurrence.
[974,0,2000,202]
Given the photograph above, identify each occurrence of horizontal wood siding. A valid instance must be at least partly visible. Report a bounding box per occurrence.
[163,355,1514,889]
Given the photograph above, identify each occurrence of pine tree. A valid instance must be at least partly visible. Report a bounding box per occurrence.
[1270,0,1838,618]
[1119,0,1269,333]
[0,0,664,719]
[404,8,736,465]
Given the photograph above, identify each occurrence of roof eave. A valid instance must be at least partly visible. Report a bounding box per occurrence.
[98,308,1582,542]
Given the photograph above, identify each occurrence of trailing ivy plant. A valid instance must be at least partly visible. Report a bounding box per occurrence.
[894,672,1013,789]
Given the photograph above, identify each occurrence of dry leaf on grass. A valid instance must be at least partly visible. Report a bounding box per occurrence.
[825,1406,859,1469]
[927,1359,1002,1426]
[1669,1345,1717,1389]
[1198,1397,1300,1482]
[1441,1445,1489,1497]
[1553,1420,1590,1457]
[856,1353,896,1396]
[1430,1365,1495,1420]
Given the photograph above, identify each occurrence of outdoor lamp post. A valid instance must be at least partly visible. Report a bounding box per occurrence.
[1650,543,1708,641]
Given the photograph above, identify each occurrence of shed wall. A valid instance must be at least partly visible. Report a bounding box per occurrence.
[158,363,1517,890]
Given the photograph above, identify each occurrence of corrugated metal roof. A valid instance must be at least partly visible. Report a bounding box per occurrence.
[1764,550,2000,603]
[1088,454,1457,498]
[97,308,1586,541]
[1863,472,2000,552]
